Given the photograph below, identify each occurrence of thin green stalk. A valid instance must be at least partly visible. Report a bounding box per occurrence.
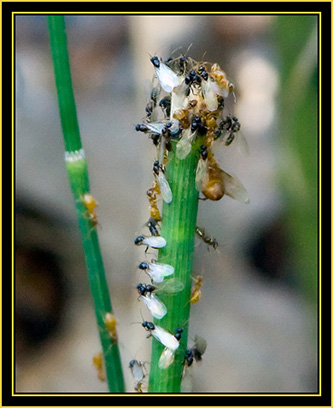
[148,138,203,393]
[48,15,124,392]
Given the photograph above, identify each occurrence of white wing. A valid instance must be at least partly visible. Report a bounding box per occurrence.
[141,293,167,320]
[153,326,180,350]
[210,79,229,98]
[201,78,219,111]
[130,361,145,382]
[170,81,188,118]
[148,262,175,283]
[155,63,181,93]
[143,236,167,248]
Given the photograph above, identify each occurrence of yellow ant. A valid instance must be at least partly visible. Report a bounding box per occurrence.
[82,193,99,227]
[104,312,118,344]
[92,352,105,382]
[190,275,203,304]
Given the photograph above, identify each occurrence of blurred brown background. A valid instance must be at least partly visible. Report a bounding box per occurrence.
[15,14,318,392]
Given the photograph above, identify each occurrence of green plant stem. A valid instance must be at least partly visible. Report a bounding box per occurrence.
[48,15,124,392]
[148,138,203,393]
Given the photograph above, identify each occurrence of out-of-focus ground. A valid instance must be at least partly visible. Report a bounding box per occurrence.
[15,15,318,393]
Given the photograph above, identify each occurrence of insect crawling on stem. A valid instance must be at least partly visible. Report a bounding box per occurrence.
[81,193,99,226]
[195,226,218,250]
[138,260,175,284]
[129,359,148,393]
[92,352,105,382]
[136,283,167,320]
[190,275,203,304]
[136,278,184,319]
[134,235,167,253]
[104,312,118,344]
[152,160,172,204]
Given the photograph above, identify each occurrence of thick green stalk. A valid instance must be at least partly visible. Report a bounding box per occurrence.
[148,138,203,392]
[48,15,124,392]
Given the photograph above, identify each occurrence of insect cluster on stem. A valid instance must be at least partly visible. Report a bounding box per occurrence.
[136,53,249,205]
[130,51,249,392]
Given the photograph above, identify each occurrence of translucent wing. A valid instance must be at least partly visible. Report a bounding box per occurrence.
[181,365,194,392]
[176,137,191,160]
[195,157,209,192]
[169,119,182,137]
[223,130,249,156]
[194,335,207,356]
[231,131,249,156]
[144,79,161,122]
[157,278,184,294]
[170,82,188,119]
[210,79,229,98]
[176,128,196,160]
[156,172,172,204]
[145,120,181,138]
[201,78,219,111]
[158,347,175,369]
[145,121,166,135]
[221,170,250,204]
